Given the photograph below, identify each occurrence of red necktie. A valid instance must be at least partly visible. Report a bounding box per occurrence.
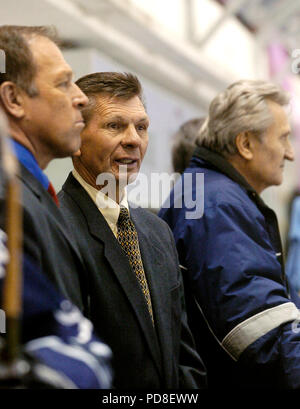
[47,182,59,206]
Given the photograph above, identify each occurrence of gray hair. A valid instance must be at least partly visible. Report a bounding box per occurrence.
[197,80,290,156]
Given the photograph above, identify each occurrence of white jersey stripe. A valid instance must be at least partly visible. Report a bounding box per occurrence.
[222,302,300,360]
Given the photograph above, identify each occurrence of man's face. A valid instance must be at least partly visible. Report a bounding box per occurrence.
[78,94,149,188]
[21,36,88,167]
[248,100,294,193]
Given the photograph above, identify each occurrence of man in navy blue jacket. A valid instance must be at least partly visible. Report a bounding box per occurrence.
[159,80,300,389]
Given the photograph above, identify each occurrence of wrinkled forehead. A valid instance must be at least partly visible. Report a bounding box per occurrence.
[94,94,148,121]
[266,98,289,117]
[266,99,291,134]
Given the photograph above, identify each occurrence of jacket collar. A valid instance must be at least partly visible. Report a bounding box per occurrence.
[19,165,85,265]
[62,173,164,376]
[192,146,288,289]
[192,146,268,210]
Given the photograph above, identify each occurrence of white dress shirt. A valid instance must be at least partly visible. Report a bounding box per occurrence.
[72,169,129,238]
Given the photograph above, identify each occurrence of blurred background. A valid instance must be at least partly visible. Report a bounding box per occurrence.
[2,0,300,248]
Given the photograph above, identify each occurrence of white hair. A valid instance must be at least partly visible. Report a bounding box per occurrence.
[197,80,290,156]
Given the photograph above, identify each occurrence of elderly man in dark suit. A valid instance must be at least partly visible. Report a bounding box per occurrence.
[58,72,206,389]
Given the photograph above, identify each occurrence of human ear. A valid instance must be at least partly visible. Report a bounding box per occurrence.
[235,131,254,160]
[0,81,25,119]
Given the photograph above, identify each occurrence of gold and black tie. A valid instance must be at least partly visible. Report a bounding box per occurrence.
[117,207,154,325]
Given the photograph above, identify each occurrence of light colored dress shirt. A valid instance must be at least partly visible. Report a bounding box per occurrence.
[72,169,129,238]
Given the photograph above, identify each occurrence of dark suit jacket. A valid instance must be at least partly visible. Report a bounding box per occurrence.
[58,173,206,389]
[12,165,89,316]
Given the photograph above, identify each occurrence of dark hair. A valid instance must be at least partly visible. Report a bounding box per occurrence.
[75,72,145,124]
[172,117,206,174]
[0,25,59,96]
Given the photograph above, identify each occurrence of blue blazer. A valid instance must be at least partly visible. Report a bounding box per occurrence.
[17,164,89,312]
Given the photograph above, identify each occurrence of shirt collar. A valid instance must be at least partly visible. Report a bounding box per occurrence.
[11,139,49,190]
[72,168,129,228]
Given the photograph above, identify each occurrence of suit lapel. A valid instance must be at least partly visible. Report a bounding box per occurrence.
[19,165,83,260]
[62,174,163,376]
[131,208,173,381]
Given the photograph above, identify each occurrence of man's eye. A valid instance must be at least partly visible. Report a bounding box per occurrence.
[107,123,119,129]
[137,124,147,131]
[59,80,71,88]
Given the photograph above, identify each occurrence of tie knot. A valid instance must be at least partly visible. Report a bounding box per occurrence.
[118,207,130,224]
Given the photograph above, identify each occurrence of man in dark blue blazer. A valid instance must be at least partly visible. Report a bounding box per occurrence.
[58,72,206,389]
[0,26,112,388]
[0,25,89,310]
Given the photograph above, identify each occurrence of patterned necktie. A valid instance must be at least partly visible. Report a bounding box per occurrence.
[117,207,154,325]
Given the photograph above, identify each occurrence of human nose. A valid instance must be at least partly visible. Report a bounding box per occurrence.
[72,83,88,108]
[121,125,141,148]
[285,140,295,161]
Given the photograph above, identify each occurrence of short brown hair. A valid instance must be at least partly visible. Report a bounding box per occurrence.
[75,72,145,124]
[0,25,59,96]
[172,117,206,174]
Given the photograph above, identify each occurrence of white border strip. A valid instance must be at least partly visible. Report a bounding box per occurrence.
[222,302,300,360]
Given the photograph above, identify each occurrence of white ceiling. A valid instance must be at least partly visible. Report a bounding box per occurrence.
[1,0,299,109]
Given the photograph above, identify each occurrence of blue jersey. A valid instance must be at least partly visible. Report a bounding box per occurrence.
[0,229,112,389]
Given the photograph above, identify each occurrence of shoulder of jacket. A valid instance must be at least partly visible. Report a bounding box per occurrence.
[131,206,172,232]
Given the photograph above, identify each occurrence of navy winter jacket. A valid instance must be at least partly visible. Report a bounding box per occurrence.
[159,146,300,389]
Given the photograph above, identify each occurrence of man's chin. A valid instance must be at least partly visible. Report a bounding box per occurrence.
[273,177,283,186]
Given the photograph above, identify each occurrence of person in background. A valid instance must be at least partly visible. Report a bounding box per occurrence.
[58,72,207,389]
[172,117,206,175]
[285,192,300,294]
[159,79,300,389]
